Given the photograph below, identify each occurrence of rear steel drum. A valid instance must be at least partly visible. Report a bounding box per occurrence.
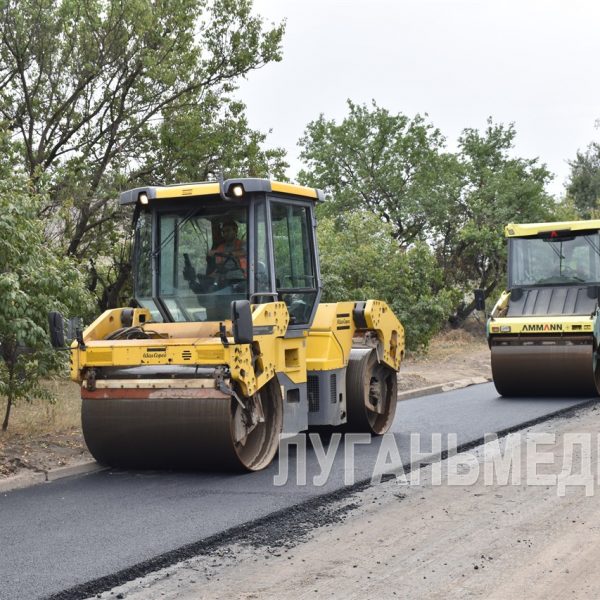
[491,335,600,397]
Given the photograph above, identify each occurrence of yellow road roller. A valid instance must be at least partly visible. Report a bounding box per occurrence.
[51,179,404,471]
[488,219,600,397]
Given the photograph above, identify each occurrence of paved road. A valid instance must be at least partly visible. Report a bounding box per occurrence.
[0,384,594,600]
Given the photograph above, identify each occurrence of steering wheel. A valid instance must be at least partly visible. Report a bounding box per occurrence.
[211,252,246,290]
[213,252,241,273]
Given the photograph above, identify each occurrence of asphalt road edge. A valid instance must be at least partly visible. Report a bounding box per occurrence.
[0,377,492,495]
[397,376,491,401]
[0,461,106,494]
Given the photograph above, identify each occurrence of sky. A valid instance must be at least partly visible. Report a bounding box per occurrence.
[237,0,600,198]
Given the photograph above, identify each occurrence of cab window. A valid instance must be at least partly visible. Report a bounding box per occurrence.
[270,201,317,324]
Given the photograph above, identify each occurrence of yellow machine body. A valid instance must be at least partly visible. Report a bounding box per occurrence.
[488,219,600,397]
[69,179,405,471]
[71,300,403,394]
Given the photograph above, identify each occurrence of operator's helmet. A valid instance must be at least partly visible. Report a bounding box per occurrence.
[221,219,238,233]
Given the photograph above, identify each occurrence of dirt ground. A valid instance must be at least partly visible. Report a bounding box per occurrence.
[0,378,88,478]
[0,329,491,479]
[104,404,600,600]
[397,328,490,391]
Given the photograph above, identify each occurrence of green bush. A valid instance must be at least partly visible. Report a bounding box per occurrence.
[317,211,457,350]
[0,176,93,430]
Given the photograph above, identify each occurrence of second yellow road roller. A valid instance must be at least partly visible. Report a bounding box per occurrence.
[50,178,405,471]
[488,219,600,397]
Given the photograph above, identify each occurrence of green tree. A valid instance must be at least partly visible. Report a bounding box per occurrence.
[552,194,581,221]
[437,120,554,323]
[0,175,92,431]
[147,97,289,183]
[299,104,554,327]
[317,211,457,350]
[0,0,285,309]
[566,143,600,218]
[298,100,454,246]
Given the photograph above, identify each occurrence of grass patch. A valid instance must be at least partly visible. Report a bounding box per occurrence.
[0,378,82,440]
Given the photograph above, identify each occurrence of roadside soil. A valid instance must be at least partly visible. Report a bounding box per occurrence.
[0,378,88,478]
[397,328,490,391]
[0,329,491,480]
[106,404,600,600]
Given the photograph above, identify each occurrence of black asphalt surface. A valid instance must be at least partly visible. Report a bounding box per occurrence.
[0,383,595,600]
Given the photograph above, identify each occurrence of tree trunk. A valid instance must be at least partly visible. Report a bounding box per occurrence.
[2,393,12,431]
[98,261,132,311]
[449,279,498,327]
[1,349,15,431]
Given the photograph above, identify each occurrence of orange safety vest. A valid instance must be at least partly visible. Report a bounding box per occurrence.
[209,239,247,276]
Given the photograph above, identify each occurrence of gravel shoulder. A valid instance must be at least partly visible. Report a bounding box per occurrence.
[105,403,600,600]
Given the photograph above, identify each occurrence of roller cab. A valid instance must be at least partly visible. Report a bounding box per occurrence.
[66,179,405,471]
[488,220,600,397]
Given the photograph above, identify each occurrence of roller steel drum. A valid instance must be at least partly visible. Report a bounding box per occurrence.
[81,378,283,471]
[491,335,600,397]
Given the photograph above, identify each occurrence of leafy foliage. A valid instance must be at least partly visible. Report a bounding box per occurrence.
[566,143,600,218]
[299,100,451,246]
[147,98,289,184]
[317,212,457,350]
[0,174,92,430]
[300,104,554,330]
[436,120,554,322]
[0,0,286,308]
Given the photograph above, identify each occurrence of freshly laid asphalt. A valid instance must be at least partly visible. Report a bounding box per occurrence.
[0,383,595,600]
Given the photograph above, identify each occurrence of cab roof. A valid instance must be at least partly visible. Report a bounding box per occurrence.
[505,219,600,238]
[119,178,324,205]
